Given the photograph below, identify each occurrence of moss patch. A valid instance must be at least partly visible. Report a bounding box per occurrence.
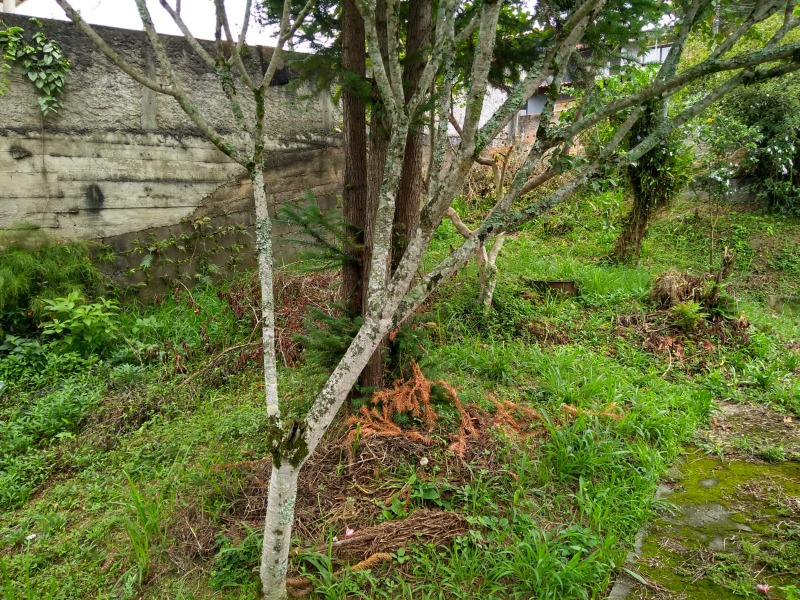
[630,452,800,599]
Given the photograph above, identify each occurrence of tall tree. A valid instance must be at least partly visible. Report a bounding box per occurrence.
[340,0,368,312]
[392,0,432,270]
[54,1,800,598]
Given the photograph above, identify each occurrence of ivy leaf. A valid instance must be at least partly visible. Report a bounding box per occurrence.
[27,70,37,82]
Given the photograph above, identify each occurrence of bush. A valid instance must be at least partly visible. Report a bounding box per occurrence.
[0,227,107,335]
[39,291,120,357]
[705,73,800,214]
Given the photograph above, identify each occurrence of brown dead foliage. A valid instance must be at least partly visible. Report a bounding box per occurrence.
[523,319,571,346]
[169,366,538,592]
[651,270,708,309]
[348,362,495,460]
[218,270,339,367]
[366,361,440,432]
[168,503,219,565]
[651,248,735,310]
[491,397,545,436]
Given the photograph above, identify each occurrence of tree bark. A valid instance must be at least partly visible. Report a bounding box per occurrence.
[392,0,433,271]
[252,168,280,416]
[259,464,300,600]
[613,198,650,261]
[341,0,369,313]
[359,0,390,392]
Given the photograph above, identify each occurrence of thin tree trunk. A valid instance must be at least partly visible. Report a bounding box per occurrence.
[360,0,390,392]
[259,464,300,600]
[341,0,368,313]
[252,168,280,416]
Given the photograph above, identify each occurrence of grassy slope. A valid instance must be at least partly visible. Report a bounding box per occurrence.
[1,193,799,599]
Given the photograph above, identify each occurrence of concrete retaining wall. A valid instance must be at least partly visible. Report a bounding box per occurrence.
[0,14,342,263]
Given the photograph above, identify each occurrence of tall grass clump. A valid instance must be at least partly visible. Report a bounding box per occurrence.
[0,226,107,334]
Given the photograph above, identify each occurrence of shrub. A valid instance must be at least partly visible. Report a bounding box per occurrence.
[0,226,107,335]
[39,291,120,357]
[704,73,800,214]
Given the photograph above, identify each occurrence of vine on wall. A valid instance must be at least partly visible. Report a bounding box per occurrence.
[0,18,70,116]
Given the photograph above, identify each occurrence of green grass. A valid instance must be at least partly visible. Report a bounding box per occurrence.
[1,192,799,599]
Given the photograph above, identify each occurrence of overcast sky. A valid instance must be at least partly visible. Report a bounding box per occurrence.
[16,0,280,45]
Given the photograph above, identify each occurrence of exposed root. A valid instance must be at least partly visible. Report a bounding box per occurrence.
[313,509,467,560]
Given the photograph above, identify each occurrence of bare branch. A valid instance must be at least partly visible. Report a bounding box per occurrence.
[281,0,317,44]
[258,0,316,94]
[355,0,399,116]
[473,0,609,158]
[236,0,254,57]
[458,0,502,151]
[708,0,782,60]
[55,0,168,93]
[214,0,255,89]
[385,0,406,105]
[656,0,711,81]
[448,113,494,167]
[408,0,455,115]
[134,0,245,162]
[158,0,216,69]
[454,9,480,46]
[445,207,475,238]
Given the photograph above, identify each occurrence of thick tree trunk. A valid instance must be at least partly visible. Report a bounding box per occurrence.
[392,0,432,271]
[259,464,300,600]
[340,0,368,313]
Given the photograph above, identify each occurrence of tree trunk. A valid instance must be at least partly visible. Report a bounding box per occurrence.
[359,0,390,393]
[259,463,300,600]
[613,198,650,261]
[392,0,432,271]
[340,0,368,313]
[252,168,280,416]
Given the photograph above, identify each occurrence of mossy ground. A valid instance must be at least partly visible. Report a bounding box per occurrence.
[626,411,800,600]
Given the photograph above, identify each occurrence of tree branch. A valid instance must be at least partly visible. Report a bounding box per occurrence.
[133,0,244,162]
[458,0,502,153]
[55,0,169,93]
[158,0,216,69]
[385,0,406,106]
[214,0,256,89]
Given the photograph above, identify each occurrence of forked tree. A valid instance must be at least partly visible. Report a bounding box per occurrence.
[52,0,800,598]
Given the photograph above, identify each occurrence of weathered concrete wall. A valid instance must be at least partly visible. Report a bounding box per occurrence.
[0,14,342,252]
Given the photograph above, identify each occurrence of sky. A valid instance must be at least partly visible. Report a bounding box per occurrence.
[15,0,280,45]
